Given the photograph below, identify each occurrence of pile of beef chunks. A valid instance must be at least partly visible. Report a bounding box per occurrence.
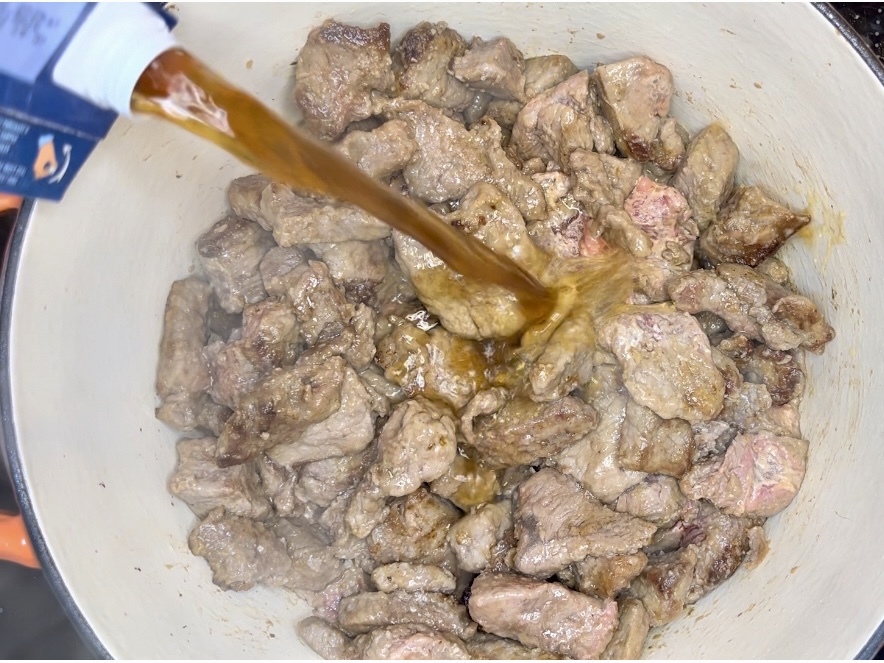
[155,19,835,660]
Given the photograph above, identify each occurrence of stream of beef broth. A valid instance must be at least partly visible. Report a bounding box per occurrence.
[132,48,556,328]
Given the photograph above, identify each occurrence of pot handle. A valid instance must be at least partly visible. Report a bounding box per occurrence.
[0,513,40,568]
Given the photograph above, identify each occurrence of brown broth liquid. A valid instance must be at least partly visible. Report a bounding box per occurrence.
[131,49,556,326]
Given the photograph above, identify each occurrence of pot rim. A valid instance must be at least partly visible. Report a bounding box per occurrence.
[0,3,881,659]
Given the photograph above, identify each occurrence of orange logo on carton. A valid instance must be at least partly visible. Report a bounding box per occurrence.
[33,134,58,180]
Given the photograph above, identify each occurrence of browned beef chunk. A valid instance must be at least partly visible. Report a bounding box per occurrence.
[375,98,490,203]
[672,124,740,231]
[681,502,751,603]
[513,469,656,577]
[368,487,461,568]
[294,20,395,140]
[334,120,417,181]
[571,553,648,599]
[680,431,807,517]
[449,501,514,573]
[594,56,673,162]
[453,37,526,101]
[227,174,270,226]
[370,562,457,594]
[630,547,697,626]
[258,182,390,246]
[295,447,373,508]
[197,215,275,314]
[600,598,651,660]
[357,623,471,659]
[512,71,604,170]
[337,590,476,639]
[598,311,725,422]
[369,397,457,497]
[307,240,389,307]
[466,632,564,660]
[570,149,642,218]
[394,22,474,112]
[553,364,646,503]
[614,474,689,527]
[623,175,699,303]
[468,572,619,659]
[156,277,212,431]
[188,508,292,591]
[376,320,487,409]
[524,55,579,99]
[700,186,810,267]
[527,171,587,259]
[461,391,598,469]
[297,617,356,660]
[265,365,375,468]
[619,399,695,477]
[258,246,306,298]
[272,519,348,591]
[719,335,805,406]
[204,298,300,408]
[430,455,502,512]
[667,263,835,353]
[168,437,270,519]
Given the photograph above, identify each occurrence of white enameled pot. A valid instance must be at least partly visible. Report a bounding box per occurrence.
[2,3,883,659]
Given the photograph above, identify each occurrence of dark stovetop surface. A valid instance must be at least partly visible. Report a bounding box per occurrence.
[1,5,883,660]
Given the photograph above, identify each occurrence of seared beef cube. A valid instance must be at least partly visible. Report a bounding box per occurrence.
[376,98,490,203]
[394,22,474,112]
[259,182,390,246]
[598,311,725,422]
[600,598,651,660]
[630,548,697,626]
[472,117,548,221]
[680,431,807,517]
[468,572,619,659]
[430,455,502,512]
[453,37,526,101]
[335,119,417,181]
[527,171,587,259]
[594,56,673,162]
[227,174,270,227]
[368,487,460,568]
[271,519,348,591]
[465,632,563,660]
[197,215,275,314]
[295,449,372,508]
[449,501,514,573]
[667,263,835,353]
[337,590,476,639]
[357,623,470,659]
[524,55,579,98]
[371,562,457,594]
[512,469,656,577]
[308,240,389,306]
[297,617,355,660]
[614,474,689,527]
[258,246,306,298]
[700,186,810,267]
[512,71,602,169]
[155,277,212,431]
[682,502,751,603]
[293,20,395,140]
[266,366,375,467]
[572,553,648,599]
[369,397,457,497]
[376,320,487,409]
[553,365,646,503]
[188,508,291,591]
[570,149,642,217]
[168,437,270,519]
[461,390,598,469]
[672,124,739,230]
[619,399,695,477]
[624,175,699,303]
